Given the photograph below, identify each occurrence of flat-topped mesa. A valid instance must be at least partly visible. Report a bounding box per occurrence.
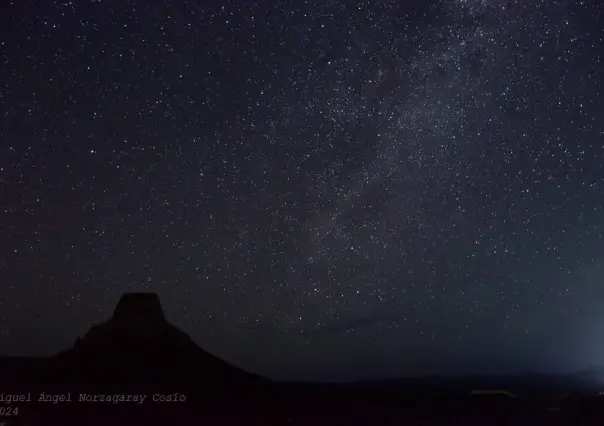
[71,292,177,355]
[112,292,166,324]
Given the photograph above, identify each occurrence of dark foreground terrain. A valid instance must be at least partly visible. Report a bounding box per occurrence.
[2,380,604,426]
[2,293,604,425]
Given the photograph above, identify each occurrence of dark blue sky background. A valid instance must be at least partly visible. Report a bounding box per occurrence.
[1,0,603,381]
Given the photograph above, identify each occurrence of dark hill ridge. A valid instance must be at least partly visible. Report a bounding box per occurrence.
[1,293,603,394]
[0,292,269,388]
[1,294,604,425]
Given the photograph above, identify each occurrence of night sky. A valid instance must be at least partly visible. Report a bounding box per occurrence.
[1,0,603,382]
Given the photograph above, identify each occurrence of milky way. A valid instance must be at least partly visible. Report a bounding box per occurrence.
[1,0,603,380]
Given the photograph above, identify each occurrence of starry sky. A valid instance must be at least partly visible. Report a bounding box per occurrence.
[1,0,603,382]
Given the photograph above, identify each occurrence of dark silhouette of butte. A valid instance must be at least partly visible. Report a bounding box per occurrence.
[1,292,269,388]
[114,291,166,321]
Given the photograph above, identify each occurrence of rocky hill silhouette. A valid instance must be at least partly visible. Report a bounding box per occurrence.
[2,293,604,425]
[0,292,269,389]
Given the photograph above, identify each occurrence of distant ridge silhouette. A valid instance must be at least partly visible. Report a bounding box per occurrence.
[2,293,603,426]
